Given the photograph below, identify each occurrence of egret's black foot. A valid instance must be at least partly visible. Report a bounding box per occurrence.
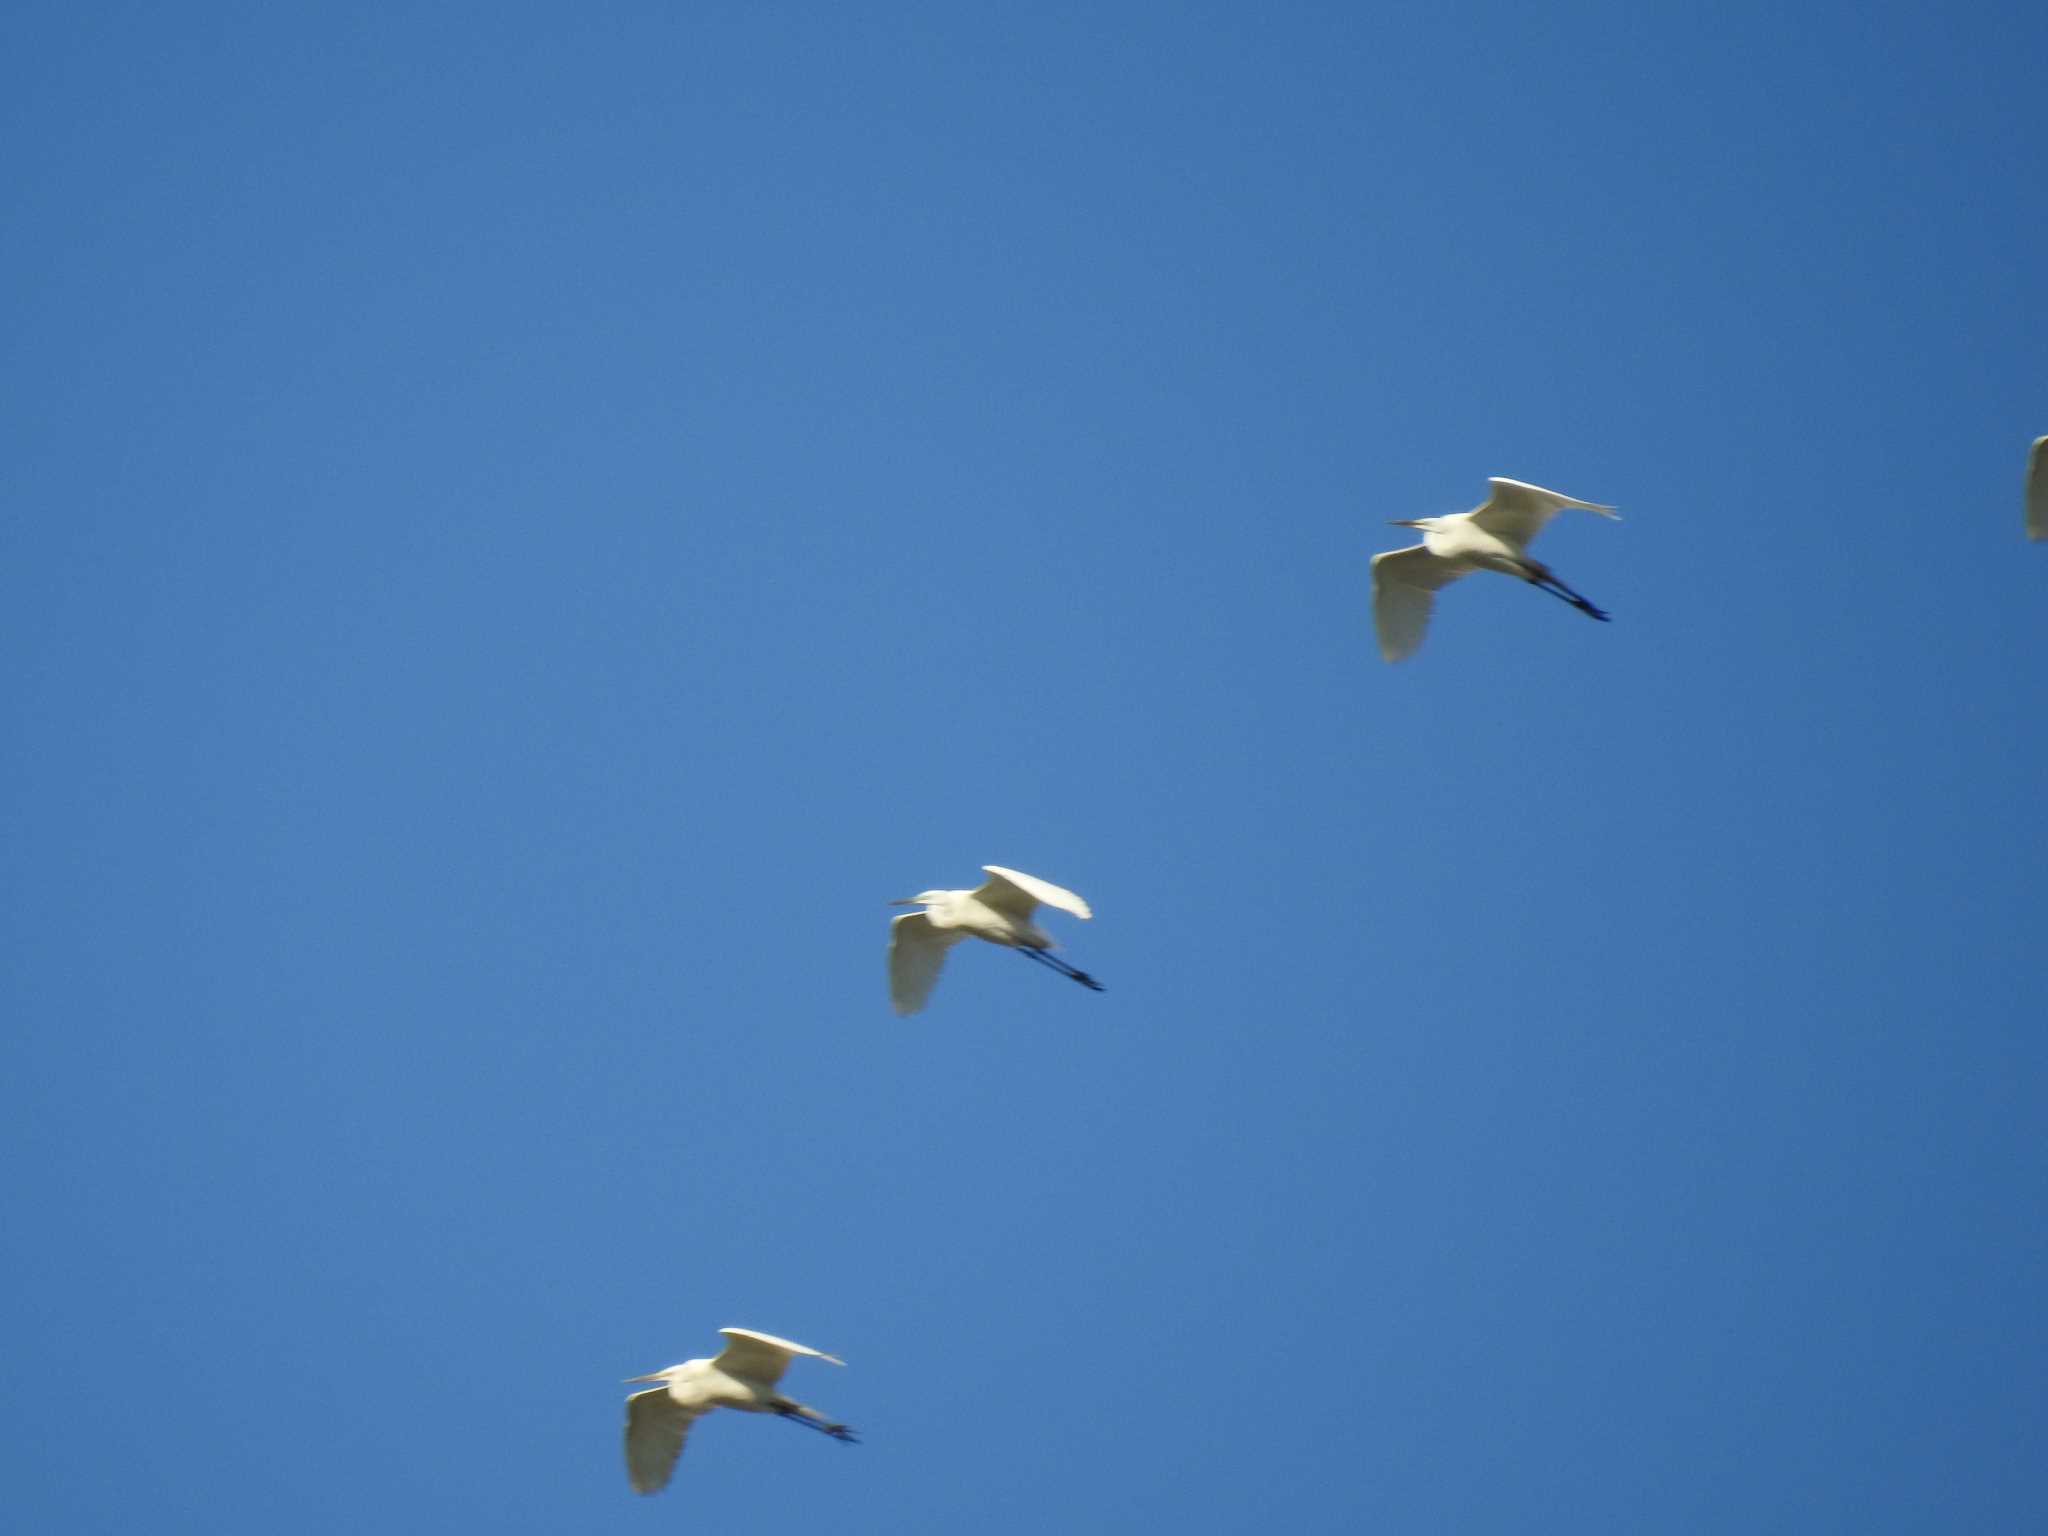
[1072,972,1106,992]
[828,1424,860,1444]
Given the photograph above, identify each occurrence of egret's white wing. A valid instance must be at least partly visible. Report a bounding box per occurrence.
[2027,436,2047,541]
[625,1388,698,1494]
[1468,477,1618,545]
[715,1328,845,1384]
[974,866,1092,921]
[888,911,951,1016]
[1370,544,1462,663]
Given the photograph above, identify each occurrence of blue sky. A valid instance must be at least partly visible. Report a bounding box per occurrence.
[3,2,2043,1530]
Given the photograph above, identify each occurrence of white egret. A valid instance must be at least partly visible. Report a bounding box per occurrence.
[1371,476,1620,662]
[2027,436,2046,541]
[623,1328,856,1495]
[888,865,1103,1015]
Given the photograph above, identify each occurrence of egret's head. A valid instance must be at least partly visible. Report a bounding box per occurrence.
[891,890,949,907]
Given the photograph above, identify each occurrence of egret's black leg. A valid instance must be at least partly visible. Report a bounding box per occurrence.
[1525,574,1610,622]
[775,1403,861,1443]
[1016,946,1108,992]
[1057,960,1107,992]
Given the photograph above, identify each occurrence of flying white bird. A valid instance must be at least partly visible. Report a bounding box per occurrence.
[2027,436,2047,541]
[888,865,1103,1015]
[623,1328,856,1495]
[1370,476,1620,662]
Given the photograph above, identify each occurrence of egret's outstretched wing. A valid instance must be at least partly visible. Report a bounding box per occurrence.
[974,866,1091,921]
[2027,436,2047,541]
[888,912,951,1016]
[1370,545,1462,663]
[1468,477,1618,545]
[715,1328,845,1383]
[625,1389,698,1494]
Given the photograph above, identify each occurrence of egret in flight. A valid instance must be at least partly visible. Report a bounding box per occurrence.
[1371,476,1619,662]
[2027,437,2046,541]
[623,1328,857,1495]
[889,865,1103,1015]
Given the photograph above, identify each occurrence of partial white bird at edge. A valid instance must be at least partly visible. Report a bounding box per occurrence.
[2026,436,2046,542]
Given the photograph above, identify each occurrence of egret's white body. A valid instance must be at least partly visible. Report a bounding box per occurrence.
[1371,476,1620,662]
[2027,436,2047,541]
[623,1328,855,1495]
[888,865,1101,1015]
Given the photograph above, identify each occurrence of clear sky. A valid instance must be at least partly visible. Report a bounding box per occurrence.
[3,3,2043,1531]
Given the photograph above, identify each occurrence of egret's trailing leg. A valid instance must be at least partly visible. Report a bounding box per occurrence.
[1525,573,1609,622]
[1016,944,1106,992]
[776,1403,860,1442]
